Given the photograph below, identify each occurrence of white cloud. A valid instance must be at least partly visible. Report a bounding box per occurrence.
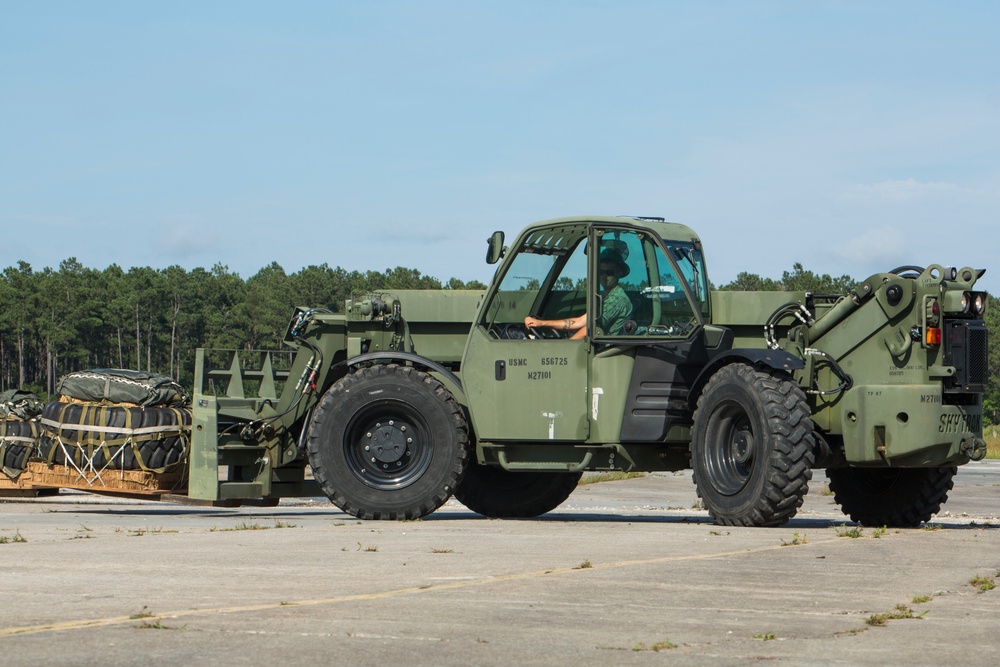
[831,226,908,267]
[158,219,217,257]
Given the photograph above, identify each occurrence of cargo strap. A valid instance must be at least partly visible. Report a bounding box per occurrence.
[39,404,189,482]
[0,419,38,479]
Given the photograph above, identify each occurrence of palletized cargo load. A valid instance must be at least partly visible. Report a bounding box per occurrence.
[15,370,193,496]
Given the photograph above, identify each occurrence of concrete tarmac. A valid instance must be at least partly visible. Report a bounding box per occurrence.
[2,463,999,666]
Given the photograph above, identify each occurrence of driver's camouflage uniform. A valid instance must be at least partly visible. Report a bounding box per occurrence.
[601,284,632,335]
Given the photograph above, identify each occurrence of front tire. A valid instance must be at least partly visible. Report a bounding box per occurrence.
[306,364,469,520]
[454,462,581,518]
[826,466,956,527]
[691,363,815,527]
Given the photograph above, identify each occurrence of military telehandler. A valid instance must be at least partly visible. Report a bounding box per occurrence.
[175,215,988,527]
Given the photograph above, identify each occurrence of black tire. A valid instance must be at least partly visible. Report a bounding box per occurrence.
[454,463,581,518]
[826,466,956,527]
[38,402,189,471]
[306,364,469,520]
[2,420,38,475]
[691,363,815,527]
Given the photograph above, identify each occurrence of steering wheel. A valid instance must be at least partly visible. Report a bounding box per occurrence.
[528,326,560,340]
[498,324,528,340]
[665,319,695,337]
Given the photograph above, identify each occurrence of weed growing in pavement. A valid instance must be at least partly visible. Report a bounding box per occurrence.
[134,620,184,630]
[753,632,776,640]
[129,606,154,620]
[836,524,864,538]
[969,574,996,593]
[632,639,678,652]
[575,559,593,569]
[781,532,807,546]
[579,472,646,485]
[911,594,933,604]
[866,604,923,626]
[0,530,28,544]
[210,519,296,532]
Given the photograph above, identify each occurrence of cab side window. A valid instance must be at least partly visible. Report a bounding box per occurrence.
[596,230,698,339]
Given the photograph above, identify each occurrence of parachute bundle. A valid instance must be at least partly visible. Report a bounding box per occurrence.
[38,370,192,480]
[0,389,44,420]
[56,369,188,408]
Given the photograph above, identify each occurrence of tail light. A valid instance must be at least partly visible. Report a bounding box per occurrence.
[926,327,942,346]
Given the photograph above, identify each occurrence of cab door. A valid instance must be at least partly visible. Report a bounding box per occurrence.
[463,328,590,441]
[462,226,591,441]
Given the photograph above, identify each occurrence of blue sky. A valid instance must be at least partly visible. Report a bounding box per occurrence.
[2,1,998,293]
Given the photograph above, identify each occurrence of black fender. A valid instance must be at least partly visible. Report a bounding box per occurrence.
[688,348,805,410]
[336,351,465,398]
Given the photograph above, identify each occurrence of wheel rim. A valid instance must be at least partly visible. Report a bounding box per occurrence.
[343,399,433,490]
[704,399,757,496]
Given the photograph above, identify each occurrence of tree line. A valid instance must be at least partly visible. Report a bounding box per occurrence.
[0,259,486,398]
[1,259,996,425]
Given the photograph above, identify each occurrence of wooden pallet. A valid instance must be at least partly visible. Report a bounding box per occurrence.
[0,471,37,494]
[21,462,186,496]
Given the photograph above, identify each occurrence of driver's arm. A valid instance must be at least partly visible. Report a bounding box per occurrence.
[525,313,588,338]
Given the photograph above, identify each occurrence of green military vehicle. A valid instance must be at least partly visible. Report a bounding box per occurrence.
[183,215,988,527]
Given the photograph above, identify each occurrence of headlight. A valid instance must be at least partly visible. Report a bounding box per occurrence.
[961,291,987,316]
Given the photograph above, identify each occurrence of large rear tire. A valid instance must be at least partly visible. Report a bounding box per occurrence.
[826,466,956,527]
[306,364,469,520]
[691,363,815,527]
[454,463,581,518]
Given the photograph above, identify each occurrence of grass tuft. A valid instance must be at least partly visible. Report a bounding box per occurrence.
[129,606,154,620]
[579,471,646,485]
[632,639,678,652]
[866,604,922,626]
[0,530,27,544]
[969,574,996,593]
[781,532,807,546]
[836,524,864,538]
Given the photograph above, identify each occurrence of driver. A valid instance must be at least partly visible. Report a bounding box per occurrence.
[524,248,633,338]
